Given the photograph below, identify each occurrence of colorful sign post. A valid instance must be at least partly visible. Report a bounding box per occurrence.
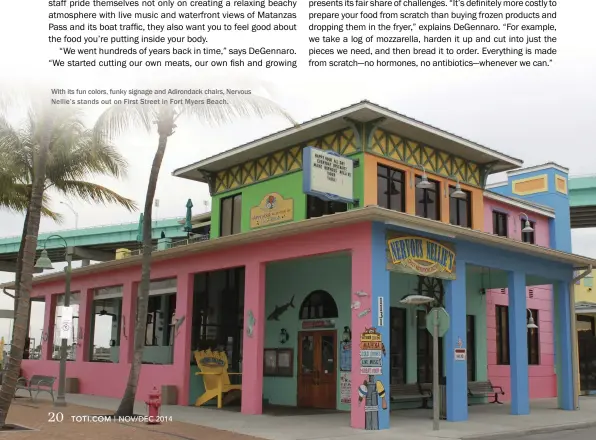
[358,328,387,430]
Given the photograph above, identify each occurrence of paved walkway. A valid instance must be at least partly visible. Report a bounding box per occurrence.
[29,393,596,440]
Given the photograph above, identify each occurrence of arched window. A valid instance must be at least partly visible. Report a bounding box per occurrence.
[299,290,338,320]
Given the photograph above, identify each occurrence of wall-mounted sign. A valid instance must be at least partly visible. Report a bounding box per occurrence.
[301,319,335,329]
[60,306,74,340]
[359,327,385,375]
[358,327,387,430]
[386,235,456,280]
[302,146,354,203]
[340,342,352,371]
[377,297,385,327]
[340,372,351,404]
[454,348,466,361]
[250,193,293,229]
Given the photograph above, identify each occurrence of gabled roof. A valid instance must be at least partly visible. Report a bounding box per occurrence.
[173,100,523,183]
[484,191,555,218]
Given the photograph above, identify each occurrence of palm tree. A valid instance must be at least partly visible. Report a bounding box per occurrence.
[97,95,297,416]
[0,103,137,427]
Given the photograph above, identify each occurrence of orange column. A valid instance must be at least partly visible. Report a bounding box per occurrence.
[471,189,484,231]
[363,155,377,206]
[405,170,416,215]
[440,181,450,223]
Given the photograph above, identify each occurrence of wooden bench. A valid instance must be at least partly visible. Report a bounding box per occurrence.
[390,383,431,408]
[468,381,505,404]
[16,375,56,402]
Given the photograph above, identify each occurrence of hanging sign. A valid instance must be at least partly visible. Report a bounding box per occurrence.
[377,297,385,327]
[60,306,74,340]
[386,235,456,280]
[302,146,354,203]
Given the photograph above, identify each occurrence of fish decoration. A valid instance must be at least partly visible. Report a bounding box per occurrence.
[267,295,295,321]
[358,308,371,318]
[246,310,256,337]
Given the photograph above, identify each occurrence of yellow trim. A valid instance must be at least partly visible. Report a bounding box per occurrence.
[556,175,568,194]
[512,174,548,196]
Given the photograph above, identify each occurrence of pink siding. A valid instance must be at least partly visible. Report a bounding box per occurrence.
[482,196,551,247]
[486,286,556,400]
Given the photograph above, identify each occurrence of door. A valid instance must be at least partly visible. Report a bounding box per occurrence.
[297,330,337,409]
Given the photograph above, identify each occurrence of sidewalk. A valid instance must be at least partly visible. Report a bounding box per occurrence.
[17,392,596,440]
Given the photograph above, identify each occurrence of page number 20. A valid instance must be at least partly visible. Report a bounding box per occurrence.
[48,412,64,422]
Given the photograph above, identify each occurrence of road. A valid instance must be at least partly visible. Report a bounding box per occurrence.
[510,427,596,440]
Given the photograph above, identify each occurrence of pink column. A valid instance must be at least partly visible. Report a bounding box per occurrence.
[119,281,136,364]
[173,272,194,405]
[350,238,373,429]
[241,261,266,415]
[76,288,93,362]
[41,293,56,360]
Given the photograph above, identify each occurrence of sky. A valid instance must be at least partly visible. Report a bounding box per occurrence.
[0,0,595,344]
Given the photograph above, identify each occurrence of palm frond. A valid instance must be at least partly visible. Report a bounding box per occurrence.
[94,104,152,141]
[51,179,138,212]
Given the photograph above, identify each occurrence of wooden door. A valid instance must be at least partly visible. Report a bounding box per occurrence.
[297,330,337,409]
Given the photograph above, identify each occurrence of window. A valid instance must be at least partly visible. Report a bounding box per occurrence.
[53,293,80,361]
[417,310,444,383]
[577,315,595,336]
[496,305,540,365]
[467,315,476,381]
[521,220,535,244]
[220,194,242,237]
[415,176,440,220]
[145,292,176,347]
[299,290,338,320]
[90,286,123,363]
[583,276,593,288]
[306,195,347,219]
[493,211,508,237]
[390,307,407,385]
[527,309,540,365]
[495,305,510,365]
[192,268,245,372]
[449,187,471,227]
[377,165,405,212]
[26,298,46,360]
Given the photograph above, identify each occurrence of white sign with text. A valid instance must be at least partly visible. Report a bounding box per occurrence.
[303,147,354,202]
[60,306,73,340]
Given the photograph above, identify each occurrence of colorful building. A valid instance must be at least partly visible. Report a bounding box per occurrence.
[575,269,596,394]
[11,101,596,429]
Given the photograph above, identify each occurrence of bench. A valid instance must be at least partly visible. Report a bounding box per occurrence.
[15,375,56,402]
[468,381,505,404]
[390,383,431,408]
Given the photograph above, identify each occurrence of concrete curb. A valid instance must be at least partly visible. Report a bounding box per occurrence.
[462,421,596,440]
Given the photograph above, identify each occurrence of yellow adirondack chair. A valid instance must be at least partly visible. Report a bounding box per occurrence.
[194,349,242,408]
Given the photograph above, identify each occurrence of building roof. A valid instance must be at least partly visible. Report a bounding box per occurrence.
[3,206,594,290]
[483,191,555,218]
[173,100,524,183]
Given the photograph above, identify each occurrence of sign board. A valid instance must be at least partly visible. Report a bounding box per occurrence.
[386,235,456,280]
[302,319,335,329]
[454,348,466,361]
[360,358,382,367]
[340,372,351,404]
[250,193,293,229]
[377,297,385,327]
[302,146,354,203]
[425,307,450,337]
[60,306,74,340]
[359,350,383,359]
[361,367,382,375]
[340,342,352,371]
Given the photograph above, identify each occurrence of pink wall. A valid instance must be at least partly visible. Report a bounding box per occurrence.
[482,196,551,247]
[486,286,556,400]
[23,222,373,424]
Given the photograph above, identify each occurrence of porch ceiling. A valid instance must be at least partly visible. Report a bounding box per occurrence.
[3,206,595,289]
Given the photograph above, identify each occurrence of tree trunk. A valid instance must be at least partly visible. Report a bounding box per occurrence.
[0,113,54,427]
[115,128,171,416]
[11,209,29,355]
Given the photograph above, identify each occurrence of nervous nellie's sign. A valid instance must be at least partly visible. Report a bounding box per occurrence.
[386,236,456,279]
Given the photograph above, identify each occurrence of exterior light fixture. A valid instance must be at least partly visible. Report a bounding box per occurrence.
[34,249,54,270]
[520,213,534,233]
[527,309,538,329]
[450,179,467,199]
[400,294,435,305]
[342,326,352,343]
[279,328,289,344]
[415,165,434,190]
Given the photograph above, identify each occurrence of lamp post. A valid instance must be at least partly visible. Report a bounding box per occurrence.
[60,201,79,230]
[400,294,439,430]
[35,234,72,407]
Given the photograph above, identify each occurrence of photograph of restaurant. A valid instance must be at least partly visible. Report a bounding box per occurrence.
[11,101,595,430]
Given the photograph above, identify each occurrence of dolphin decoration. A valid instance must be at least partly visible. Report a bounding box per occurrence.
[267,295,295,321]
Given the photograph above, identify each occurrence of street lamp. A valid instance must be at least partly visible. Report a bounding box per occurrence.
[35,234,72,407]
[60,201,79,230]
[527,309,538,329]
[400,293,441,431]
[519,213,534,233]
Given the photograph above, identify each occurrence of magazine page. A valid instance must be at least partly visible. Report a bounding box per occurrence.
[0,0,594,434]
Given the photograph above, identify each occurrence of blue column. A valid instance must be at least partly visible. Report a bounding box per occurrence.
[554,281,574,410]
[444,261,467,422]
[371,222,391,429]
[508,271,529,415]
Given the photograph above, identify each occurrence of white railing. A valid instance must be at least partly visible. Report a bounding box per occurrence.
[127,234,210,257]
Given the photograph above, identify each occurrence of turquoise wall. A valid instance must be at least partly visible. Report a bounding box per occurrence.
[263,253,352,410]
